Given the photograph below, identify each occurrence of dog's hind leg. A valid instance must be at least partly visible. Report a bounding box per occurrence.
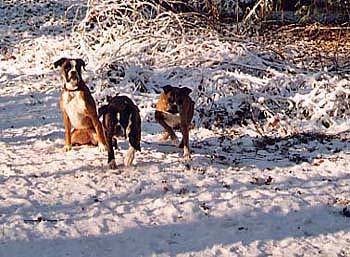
[71,128,97,145]
[62,111,72,151]
[71,129,97,145]
[155,111,179,145]
[124,145,135,166]
[160,131,170,142]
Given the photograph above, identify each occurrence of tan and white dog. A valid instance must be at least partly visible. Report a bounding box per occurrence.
[54,57,106,151]
[155,85,194,160]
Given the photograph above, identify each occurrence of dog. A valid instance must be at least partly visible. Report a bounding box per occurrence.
[54,57,106,152]
[98,95,141,168]
[155,85,194,160]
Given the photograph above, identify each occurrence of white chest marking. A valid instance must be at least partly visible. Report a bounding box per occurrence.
[65,82,78,91]
[163,111,181,127]
[62,91,89,129]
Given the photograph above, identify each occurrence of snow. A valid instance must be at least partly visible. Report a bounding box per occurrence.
[1,1,350,256]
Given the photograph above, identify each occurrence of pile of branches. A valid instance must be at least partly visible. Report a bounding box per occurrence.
[69,0,350,136]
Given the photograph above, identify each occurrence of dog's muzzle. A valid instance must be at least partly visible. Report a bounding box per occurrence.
[115,124,126,139]
[168,103,179,114]
[68,70,80,83]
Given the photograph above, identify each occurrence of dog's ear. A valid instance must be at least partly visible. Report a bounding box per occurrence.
[106,95,113,102]
[76,59,86,71]
[98,105,108,118]
[180,87,192,96]
[53,57,67,68]
[162,85,173,93]
[128,107,141,151]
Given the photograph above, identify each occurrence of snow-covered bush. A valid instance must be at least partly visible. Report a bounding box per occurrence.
[64,0,350,136]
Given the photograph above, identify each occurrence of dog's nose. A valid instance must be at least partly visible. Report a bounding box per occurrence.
[69,70,77,79]
[168,104,179,114]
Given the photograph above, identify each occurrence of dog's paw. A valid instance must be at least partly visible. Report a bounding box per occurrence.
[172,138,179,146]
[184,153,191,161]
[63,144,72,152]
[98,143,107,152]
[124,147,135,166]
[160,133,170,142]
[183,148,191,161]
[108,159,117,169]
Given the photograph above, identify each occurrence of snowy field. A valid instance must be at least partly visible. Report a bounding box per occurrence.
[1,1,350,256]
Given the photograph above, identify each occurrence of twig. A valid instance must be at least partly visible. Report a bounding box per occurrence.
[23,217,65,224]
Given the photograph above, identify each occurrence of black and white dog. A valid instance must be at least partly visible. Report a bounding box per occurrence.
[98,95,141,168]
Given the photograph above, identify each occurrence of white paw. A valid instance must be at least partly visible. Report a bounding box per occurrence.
[98,143,107,152]
[108,159,117,169]
[183,149,191,160]
[184,153,191,161]
[63,144,72,152]
[124,147,135,166]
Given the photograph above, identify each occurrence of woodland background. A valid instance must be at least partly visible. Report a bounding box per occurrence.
[1,1,350,256]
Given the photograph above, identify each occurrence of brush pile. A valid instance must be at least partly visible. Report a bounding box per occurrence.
[65,0,350,137]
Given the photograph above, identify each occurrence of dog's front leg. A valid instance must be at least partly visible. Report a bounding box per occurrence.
[181,124,191,160]
[124,145,135,166]
[105,130,117,169]
[180,99,194,160]
[62,111,72,151]
[90,113,107,152]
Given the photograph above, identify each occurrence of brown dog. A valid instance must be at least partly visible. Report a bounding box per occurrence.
[54,57,106,151]
[155,85,194,160]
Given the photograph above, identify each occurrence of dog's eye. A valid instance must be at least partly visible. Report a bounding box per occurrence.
[65,63,71,70]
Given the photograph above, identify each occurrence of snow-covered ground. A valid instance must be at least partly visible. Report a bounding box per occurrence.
[1,1,350,256]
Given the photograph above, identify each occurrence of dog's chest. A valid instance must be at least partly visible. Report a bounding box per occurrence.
[163,111,181,127]
[61,91,89,128]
